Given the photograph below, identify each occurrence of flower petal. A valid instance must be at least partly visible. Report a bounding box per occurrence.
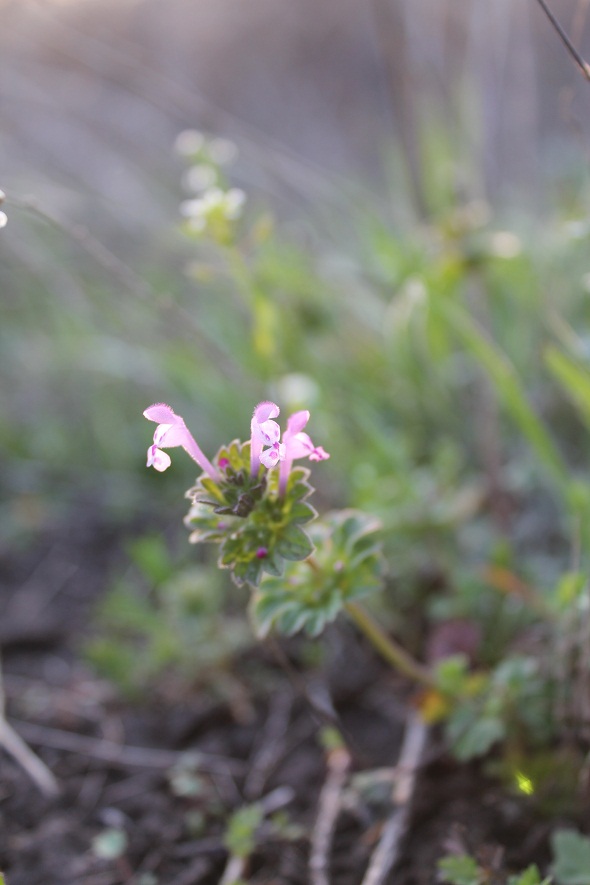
[147,445,172,471]
[285,432,314,460]
[252,418,281,446]
[253,401,280,423]
[309,446,330,462]
[144,403,184,425]
[286,410,310,436]
[153,423,190,448]
[259,442,285,468]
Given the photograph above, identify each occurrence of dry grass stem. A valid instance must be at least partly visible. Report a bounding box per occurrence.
[361,715,429,885]
[309,746,352,885]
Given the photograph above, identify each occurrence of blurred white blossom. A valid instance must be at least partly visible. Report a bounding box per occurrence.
[180,186,246,241]
[174,129,205,156]
[182,164,217,193]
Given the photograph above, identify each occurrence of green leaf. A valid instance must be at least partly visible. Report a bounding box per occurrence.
[437,854,482,885]
[551,829,590,885]
[435,655,471,695]
[199,476,227,504]
[289,501,318,524]
[447,712,505,761]
[508,865,551,885]
[250,510,383,637]
[224,804,264,858]
[546,346,590,434]
[275,524,314,560]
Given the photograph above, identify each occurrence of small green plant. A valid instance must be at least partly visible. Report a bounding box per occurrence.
[143,399,434,690]
[438,855,551,885]
[438,830,590,885]
[87,536,251,695]
[551,830,590,885]
[224,803,265,859]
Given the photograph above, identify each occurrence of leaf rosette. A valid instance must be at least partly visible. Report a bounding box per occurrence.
[251,510,384,637]
[185,440,317,586]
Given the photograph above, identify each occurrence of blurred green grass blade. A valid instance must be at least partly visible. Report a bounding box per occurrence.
[546,346,590,432]
[439,301,568,489]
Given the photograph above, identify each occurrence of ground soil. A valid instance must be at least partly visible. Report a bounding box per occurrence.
[0,518,564,884]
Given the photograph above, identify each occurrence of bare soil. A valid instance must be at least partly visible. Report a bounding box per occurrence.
[0,520,560,885]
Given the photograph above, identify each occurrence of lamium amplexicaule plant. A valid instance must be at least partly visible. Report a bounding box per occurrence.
[144,401,438,691]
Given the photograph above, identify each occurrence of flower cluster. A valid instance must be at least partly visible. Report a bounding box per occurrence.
[180,187,246,236]
[174,128,243,244]
[250,401,329,493]
[145,401,328,484]
[144,401,330,586]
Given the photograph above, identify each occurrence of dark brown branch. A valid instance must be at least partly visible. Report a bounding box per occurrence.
[534,0,590,81]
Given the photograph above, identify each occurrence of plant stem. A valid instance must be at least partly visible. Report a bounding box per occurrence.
[344,601,436,690]
[534,0,590,81]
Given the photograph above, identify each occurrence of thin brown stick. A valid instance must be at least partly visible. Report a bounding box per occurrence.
[11,719,245,775]
[0,660,59,796]
[244,688,293,799]
[361,715,429,885]
[309,747,352,885]
[0,717,60,797]
[534,0,590,80]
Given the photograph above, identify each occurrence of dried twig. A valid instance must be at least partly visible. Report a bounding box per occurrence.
[534,0,590,81]
[309,746,352,885]
[0,663,59,796]
[11,719,245,775]
[244,688,293,799]
[361,715,429,885]
[0,716,60,797]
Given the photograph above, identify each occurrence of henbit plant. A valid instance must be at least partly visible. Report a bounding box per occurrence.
[143,399,435,690]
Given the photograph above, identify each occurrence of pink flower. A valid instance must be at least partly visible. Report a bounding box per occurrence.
[144,403,220,481]
[279,410,330,494]
[250,401,285,475]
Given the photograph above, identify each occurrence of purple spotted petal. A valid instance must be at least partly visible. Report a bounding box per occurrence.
[260,442,285,468]
[147,445,172,472]
[309,445,330,462]
[284,432,314,460]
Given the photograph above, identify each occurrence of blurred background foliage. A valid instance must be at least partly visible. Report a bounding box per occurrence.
[4,0,590,685]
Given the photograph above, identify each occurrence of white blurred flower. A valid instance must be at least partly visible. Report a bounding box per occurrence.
[0,212,7,229]
[224,188,246,219]
[174,129,205,156]
[180,187,246,226]
[182,164,217,193]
